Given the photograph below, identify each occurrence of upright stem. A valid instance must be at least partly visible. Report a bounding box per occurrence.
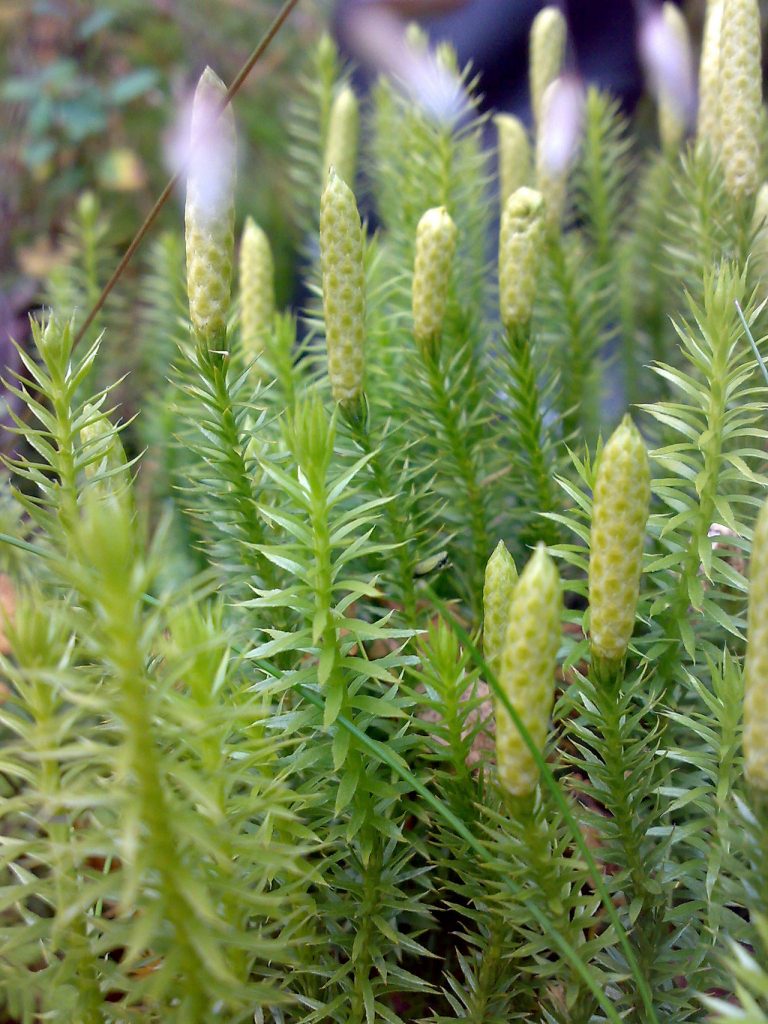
[654,300,731,698]
[465,918,505,1023]
[507,793,592,1023]
[49,364,80,543]
[423,342,488,612]
[626,156,675,395]
[349,839,382,1024]
[104,585,210,1016]
[346,411,418,625]
[547,236,599,442]
[504,324,558,546]
[305,445,347,720]
[590,661,662,1022]
[199,343,279,596]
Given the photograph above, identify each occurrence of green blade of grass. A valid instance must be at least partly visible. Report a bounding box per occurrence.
[735,299,768,386]
[0,532,52,558]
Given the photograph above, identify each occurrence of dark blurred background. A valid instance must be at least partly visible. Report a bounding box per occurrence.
[334,0,650,122]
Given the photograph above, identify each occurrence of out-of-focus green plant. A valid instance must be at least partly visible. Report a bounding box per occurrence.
[1,42,157,174]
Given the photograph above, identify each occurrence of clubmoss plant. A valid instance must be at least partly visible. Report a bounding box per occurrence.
[657,2,694,150]
[536,73,585,231]
[483,539,517,682]
[46,192,114,354]
[703,917,768,1020]
[288,31,347,241]
[80,402,125,471]
[412,205,458,353]
[497,186,558,544]
[698,0,723,152]
[574,87,631,279]
[323,83,359,187]
[498,186,546,330]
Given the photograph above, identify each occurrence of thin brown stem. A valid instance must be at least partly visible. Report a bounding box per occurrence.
[73,176,178,350]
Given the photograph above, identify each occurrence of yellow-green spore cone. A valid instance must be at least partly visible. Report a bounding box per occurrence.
[496,544,560,797]
[483,540,518,682]
[498,186,546,330]
[698,0,724,152]
[184,66,236,344]
[658,3,692,150]
[718,0,762,201]
[495,114,531,209]
[324,84,359,189]
[319,170,365,405]
[588,415,650,663]
[239,216,275,361]
[413,206,458,349]
[745,499,768,789]
[530,6,567,131]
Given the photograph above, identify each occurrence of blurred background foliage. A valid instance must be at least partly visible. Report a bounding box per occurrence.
[0,0,327,314]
